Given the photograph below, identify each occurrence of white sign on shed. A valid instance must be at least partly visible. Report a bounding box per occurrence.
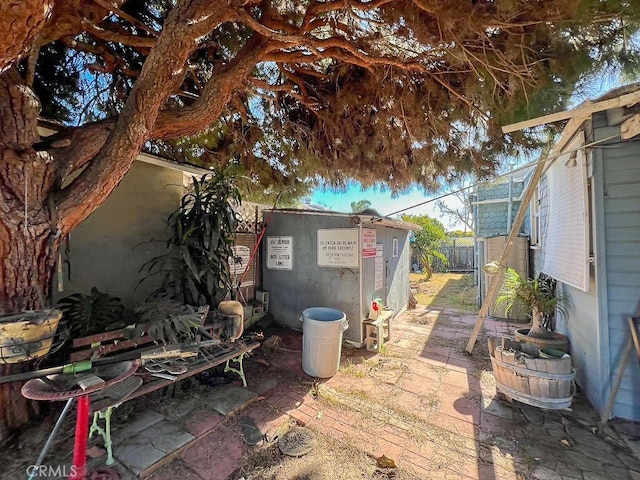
[267,236,293,270]
[362,228,377,257]
[317,229,359,267]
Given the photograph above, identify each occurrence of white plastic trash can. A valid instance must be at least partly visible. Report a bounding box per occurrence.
[300,307,348,378]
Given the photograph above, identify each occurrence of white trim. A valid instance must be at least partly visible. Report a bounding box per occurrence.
[136,152,212,176]
[471,196,522,205]
[502,90,640,133]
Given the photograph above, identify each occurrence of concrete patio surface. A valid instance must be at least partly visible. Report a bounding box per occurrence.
[141,306,640,480]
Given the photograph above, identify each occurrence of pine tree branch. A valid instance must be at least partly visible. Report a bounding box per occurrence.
[55,0,235,231]
[84,21,157,48]
[151,34,266,139]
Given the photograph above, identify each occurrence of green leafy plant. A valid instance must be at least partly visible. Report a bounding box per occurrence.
[134,297,207,344]
[143,169,240,306]
[495,268,568,338]
[401,214,448,279]
[57,287,125,336]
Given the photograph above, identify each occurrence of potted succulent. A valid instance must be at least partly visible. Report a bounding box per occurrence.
[495,268,570,354]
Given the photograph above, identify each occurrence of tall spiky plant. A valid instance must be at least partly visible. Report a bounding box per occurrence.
[495,268,568,338]
[143,169,240,307]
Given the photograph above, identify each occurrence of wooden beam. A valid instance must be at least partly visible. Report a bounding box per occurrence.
[598,317,640,430]
[621,113,640,140]
[465,158,547,353]
[502,90,640,134]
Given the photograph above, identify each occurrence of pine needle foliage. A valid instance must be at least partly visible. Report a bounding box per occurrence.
[22,0,640,193]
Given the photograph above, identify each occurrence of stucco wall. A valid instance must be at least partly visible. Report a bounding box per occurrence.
[381,227,411,315]
[360,224,411,321]
[53,161,184,307]
[261,211,361,342]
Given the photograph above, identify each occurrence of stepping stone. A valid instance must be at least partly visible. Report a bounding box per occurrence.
[112,410,165,442]
[164,397,199,422]
[206,385,258,416]
[114,421,194,476]
[250,375,279,395]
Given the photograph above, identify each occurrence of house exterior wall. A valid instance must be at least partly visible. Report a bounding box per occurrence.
[597,117,640,420]
[531,125,604,414]
[475,179,525,237]
[53,162,184,307]
[555,276,601,410]
[531,109,640,422]
[530,175,548,273]
[261,211,411,344]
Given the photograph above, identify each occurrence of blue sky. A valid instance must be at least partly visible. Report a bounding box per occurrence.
[311,183,466,229]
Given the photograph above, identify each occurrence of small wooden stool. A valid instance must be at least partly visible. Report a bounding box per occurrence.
[363,310,394,352]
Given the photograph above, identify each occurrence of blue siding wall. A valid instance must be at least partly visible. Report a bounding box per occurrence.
[601,136,640,420]
[555,278,601,410]
[532,154,602,408]
[475,179,525,237]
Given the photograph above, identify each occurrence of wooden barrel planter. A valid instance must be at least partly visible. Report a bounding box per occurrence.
[0,310,63,363]
[488,337,575,410]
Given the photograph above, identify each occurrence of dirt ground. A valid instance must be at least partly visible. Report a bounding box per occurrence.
[410,272,478,312]
[235,424,415,480]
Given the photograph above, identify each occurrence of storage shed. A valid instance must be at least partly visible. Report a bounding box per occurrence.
[261,209,417,346]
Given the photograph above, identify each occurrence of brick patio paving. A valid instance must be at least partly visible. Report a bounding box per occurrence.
[147,305,640,480]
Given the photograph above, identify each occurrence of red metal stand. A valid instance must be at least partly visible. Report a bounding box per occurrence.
[69,395,90,480]
[21,360,140,480]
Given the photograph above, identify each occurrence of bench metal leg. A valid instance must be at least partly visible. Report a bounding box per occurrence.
[89,406,116,466]
[224,353,247,387]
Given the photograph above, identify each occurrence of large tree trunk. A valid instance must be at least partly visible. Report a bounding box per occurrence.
[0,2,258,443]
[0,67,58,443]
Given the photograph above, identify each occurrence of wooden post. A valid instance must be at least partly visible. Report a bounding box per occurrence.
[465,159,547,353]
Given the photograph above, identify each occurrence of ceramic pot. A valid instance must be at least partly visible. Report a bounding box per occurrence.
[515,328,568,356]
[0,310,62,363]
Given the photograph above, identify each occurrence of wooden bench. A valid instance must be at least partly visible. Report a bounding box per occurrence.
[70,313,260,466]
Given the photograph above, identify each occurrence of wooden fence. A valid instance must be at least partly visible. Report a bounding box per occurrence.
[432,237,474,273]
